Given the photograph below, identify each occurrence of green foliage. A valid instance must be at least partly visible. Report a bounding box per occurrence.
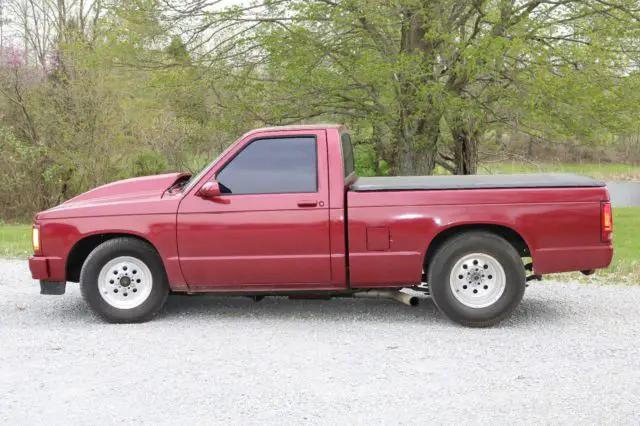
[0,0,243,220]
[131,150,168,177]
[3,0,640,220]
[354,145,382,177]
[194,0,640,175]
[0,129,60,219]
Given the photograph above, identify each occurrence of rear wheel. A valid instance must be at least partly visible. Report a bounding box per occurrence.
[80,238,169,323]
[427,231,525,327]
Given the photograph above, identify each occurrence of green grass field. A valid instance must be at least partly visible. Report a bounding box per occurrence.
[602,207,640,281]
[0,224,31,258]
[480,162,640,181]
[2,207,638,281]
[432,162,640,180]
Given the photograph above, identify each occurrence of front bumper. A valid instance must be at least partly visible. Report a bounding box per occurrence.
[28,256,65,281]
[29,256,67,295]
[28,256,49,279]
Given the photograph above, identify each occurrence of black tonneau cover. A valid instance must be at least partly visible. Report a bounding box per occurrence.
[350,173,605,192]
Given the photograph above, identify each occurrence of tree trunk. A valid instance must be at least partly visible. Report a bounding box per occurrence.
[393,111,440,175]
[390,6,440,176]
[451,122,479,175]
[527,135,534,157]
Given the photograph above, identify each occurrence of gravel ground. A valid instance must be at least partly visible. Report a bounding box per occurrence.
[0,259,639,425]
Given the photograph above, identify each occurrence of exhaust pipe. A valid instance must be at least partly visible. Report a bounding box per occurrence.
[353,290,419,307]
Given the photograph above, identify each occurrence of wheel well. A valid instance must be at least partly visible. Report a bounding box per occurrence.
[423,224,530,275]
[66,233,156,283]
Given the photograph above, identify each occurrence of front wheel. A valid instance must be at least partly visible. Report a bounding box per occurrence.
[427,231,526,327]
[80,238,169,323]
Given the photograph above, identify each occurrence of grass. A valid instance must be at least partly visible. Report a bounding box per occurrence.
[480,162,640,181]
[1,208,638,281]
[0,224,31,258]
[432,162,640,180]
[597,207,640,282]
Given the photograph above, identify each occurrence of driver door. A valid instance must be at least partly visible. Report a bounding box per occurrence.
[176,130,332,290]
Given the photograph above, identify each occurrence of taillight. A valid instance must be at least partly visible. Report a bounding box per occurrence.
[601,202,613,242]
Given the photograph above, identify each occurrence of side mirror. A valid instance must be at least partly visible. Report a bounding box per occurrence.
[197,181,221,199]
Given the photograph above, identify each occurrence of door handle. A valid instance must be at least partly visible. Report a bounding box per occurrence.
[297,200,318,207]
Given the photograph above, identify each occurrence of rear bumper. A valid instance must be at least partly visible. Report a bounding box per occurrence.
[28,256,65,281]
[533,245,614,275]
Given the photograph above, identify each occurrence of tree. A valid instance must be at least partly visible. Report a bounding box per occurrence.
[164,0,640,175]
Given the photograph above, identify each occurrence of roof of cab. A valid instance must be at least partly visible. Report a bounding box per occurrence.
[241,124,344,139]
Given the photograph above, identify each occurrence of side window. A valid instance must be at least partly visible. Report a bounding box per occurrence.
[216,137,318,195]
[341,133,355,178]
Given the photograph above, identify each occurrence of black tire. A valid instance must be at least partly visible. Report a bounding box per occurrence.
[427,231,526,327]
[80,237,169,323]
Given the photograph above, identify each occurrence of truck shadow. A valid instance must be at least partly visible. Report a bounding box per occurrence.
[157,294,563,327]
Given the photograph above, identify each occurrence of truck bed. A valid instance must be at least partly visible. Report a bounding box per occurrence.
[350,173,605,192]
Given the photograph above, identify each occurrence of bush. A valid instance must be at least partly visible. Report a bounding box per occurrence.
[131,150,169,177]
[0,129,46,221]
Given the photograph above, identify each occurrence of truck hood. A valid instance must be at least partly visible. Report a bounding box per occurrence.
[37,172,191,220]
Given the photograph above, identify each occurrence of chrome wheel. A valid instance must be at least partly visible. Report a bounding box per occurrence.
[97,256,153,309]
[449,253,506,309]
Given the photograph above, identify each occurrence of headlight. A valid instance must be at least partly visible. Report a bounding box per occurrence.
[32,226,40,253]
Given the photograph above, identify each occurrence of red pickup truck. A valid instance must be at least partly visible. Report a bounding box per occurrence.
[28,124,614,327]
